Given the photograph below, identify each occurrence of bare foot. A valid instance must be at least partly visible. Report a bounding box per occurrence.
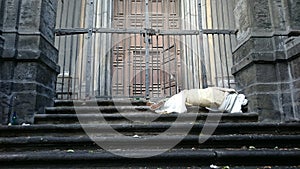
[150,101,165,110]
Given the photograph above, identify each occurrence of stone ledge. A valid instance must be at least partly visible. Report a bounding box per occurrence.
[285,37,300,60]
[34,112,259,124]
[232,52,276,74]
[0,135,300,150]
[0,35,4,56]
[0,149,299,167]
[1,123,299,137]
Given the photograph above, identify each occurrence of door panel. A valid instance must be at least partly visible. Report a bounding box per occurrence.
[112,0,181,98]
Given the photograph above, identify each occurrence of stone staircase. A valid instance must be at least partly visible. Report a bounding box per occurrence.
[0,99,300,168]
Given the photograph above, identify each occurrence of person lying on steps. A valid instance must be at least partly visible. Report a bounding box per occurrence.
[148,87,248,114]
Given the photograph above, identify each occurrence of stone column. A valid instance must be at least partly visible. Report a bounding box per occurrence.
[232,0,300,122]
[284,0,300,121]
[0,0,59,124]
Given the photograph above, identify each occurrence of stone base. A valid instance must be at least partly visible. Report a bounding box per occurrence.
[285,37,300,121]
[232,36,298,122]
[0,61,58,124]
[0,36,4,56]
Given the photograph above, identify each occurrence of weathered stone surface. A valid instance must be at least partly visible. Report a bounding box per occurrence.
[0,35,4,56]
[232,37,276,74]
[0,0,59,124]
[233,66,256,89]
[234,0,273,43]
[234,0,251,42]
[2,0,19,30]
[18,0,42,30]
[232,0,300,122]
[40,0,57,43]
[247,94,281,122]
[256,64,278,83]
[276,62,290,82]
[251,0,272,31]
[294,79,300,90]
[0,92,10,125]
[287,0,300,30]
[270,0,287,31]
[244,84,278,95]
[290,56,300,79]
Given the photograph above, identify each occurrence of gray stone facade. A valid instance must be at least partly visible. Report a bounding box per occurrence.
[0,0,299,124]
[233,0,300,122]
[0,0,59,124]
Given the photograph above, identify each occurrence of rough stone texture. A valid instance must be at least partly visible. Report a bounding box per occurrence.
[0,36,4,58]
[287,0,300,30]
[234,0,273,43]
[233,0,300,122]
[250,0,272,31]
[285,37,300,120]
[0,0,59,124]
[234,0,251,42]
[270,0,287,31]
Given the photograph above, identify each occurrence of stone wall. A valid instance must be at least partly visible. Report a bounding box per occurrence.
[232,0,300,122]
[0,0,59,124]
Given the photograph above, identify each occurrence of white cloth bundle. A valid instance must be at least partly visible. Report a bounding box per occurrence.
[154,87,248,114]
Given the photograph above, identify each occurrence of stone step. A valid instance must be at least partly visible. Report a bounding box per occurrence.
[34,112,259,124]
[0,149,299,168]
[1,123,300,137]
[45,106,152,114]
[1,135,300,152]
[54,99,148,107]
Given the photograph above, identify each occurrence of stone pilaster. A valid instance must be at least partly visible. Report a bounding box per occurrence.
[232,0,300,122]
[282,0,300,121]
[0,0,59,124]
[284,37,300,121]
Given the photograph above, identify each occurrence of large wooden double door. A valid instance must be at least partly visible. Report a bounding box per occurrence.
[111,0,184,98]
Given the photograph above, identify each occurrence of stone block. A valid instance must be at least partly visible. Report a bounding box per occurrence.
[234,0,251,42]
[282,104,296,122]
[256,64,278,83]
[277,62,290,82]
[17,35,40,52]
[18,0,42,31]
[252,38,273,52]
[285,37,300,59]
[280,83,290,92]
[10,92,37,124]
[1,33,17,58]
[232,37,275,74]
[0,1,3,27]
[0,92,10,125]
[15,34,59,70]
[281,92,292,106]
[294,79,300,90]
[40,0,57,43]
[0,0,59,124]
[273,36,287,52]
[287,0,300,30]
[13,62,57,89]
[2,0,19,29]
[290,56,300,79]
[244,83,278,95]
[6,91,55,124]
[295,104,300,119]
[0,61,14,81]
[250,0,272,31]
[233,65,256,88]
[0,82,13,95]
[294,90,300,106]
[0,36,4,56]
[248,94,281,122]
[270,0,287,31]
[39,35,59,63]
